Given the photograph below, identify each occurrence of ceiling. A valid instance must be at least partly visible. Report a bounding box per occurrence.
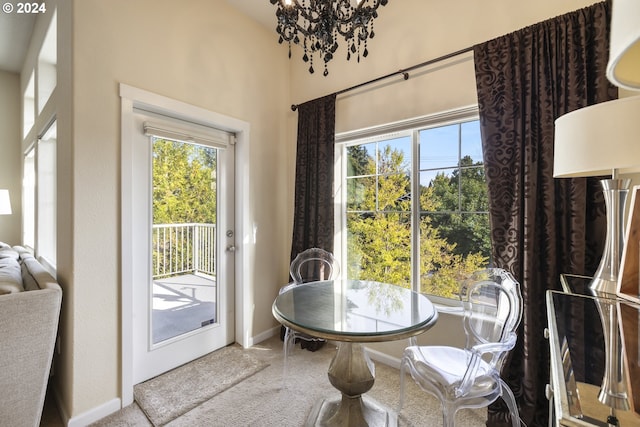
[0,1,274,74]
[0,12,35,73]
[227,0,275,30]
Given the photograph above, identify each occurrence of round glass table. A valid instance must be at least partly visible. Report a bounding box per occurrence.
[273,279,438,427]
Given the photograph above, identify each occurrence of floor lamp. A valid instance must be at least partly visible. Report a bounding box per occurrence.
[554,96,640,419]
[607,0,640,91]
[554,95,640,296]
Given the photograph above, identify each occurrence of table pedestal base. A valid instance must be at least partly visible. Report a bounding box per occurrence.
[305,342,398,427]
[305,395,397,427]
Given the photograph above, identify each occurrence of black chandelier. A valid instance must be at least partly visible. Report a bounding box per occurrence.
[269,0,389,76]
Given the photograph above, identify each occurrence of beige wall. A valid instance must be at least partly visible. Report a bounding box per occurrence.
[0,71,21,244]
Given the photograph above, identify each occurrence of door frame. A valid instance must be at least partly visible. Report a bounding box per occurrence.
[119,83,252,407]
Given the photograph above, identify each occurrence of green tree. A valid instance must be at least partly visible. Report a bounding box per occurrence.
[152,139,217,224]
[428,155,491,260]
[347,144,373,177]
[346,145,488,298]
[152,139,218,277]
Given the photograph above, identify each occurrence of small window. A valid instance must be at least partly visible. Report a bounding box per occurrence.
[23,148,36,250]
[37,10,57,113]
[23,73,35,138]
[37,122,57,267]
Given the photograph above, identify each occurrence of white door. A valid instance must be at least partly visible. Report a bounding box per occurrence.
[131,109,235,384]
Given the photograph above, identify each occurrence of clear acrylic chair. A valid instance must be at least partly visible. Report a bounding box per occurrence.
[399,268,523,427]
[280,248,340,383]
[288,247,340,285]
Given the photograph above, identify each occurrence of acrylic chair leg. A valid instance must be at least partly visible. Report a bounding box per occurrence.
[281,339,288,388]
[499,379,520,427]
[282,327,295,389]
[442,402,456,427]
[398,361,406,412]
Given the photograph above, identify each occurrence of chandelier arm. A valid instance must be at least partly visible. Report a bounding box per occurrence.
[296,1,326,23]
[275,0,322,25]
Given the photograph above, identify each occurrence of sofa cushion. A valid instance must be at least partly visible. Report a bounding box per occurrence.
[0,247,18,260]
[0,282,23,294]
[0,257,24,294]
[19,253,58,292]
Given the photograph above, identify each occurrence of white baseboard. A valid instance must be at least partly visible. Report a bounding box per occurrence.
[249,325,280,347]
[364,346,402,370]
[67,398,121,427]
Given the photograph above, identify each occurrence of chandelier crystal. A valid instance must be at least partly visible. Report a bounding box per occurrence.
[269,0,389,76]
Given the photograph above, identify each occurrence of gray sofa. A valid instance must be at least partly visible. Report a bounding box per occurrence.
[0,243,62,427]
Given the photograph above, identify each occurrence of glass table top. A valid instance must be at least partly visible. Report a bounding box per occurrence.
[273,279,438,342]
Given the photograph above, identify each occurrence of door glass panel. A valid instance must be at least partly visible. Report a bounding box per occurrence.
[151,137,218,344]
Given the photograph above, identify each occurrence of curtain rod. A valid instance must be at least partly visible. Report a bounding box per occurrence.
[291,45,475,111]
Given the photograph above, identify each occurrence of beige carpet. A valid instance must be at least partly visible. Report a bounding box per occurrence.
[91,336,487,426]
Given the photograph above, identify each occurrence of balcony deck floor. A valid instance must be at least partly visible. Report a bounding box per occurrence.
[152,273,217,344]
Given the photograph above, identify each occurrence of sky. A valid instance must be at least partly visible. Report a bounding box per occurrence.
[348,119,483,186]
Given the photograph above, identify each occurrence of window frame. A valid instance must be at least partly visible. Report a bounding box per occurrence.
[334,105,483,304]
[22,118,57,275]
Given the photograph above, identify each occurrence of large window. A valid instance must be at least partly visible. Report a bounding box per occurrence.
[22,10,58,274]
[336,108,490,300]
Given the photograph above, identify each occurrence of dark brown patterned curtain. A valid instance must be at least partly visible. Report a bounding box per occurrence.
[473,2,616,426]
[290,94,337,262]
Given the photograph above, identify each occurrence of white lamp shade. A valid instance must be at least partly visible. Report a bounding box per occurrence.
[607,0,640,90]
[554,96,640,178]
[0,190,11,215]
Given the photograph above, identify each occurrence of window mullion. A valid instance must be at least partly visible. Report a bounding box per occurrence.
[458,123,462,212]
[411,130,420,293]
[335,143,347,275]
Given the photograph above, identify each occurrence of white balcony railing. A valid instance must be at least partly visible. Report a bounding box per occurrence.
[152,223,216,279]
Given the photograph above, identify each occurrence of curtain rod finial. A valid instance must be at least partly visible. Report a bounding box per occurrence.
[291,104,298,111]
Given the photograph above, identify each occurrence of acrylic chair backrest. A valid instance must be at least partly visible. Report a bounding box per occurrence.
[290,248,340,284]
[457,268,523,397]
